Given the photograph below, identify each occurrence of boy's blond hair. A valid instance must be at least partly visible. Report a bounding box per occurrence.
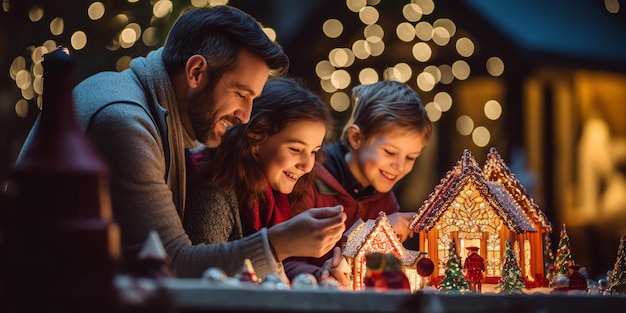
[341,80,432,147]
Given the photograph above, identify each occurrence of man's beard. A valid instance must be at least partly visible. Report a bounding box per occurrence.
[188,87,218,147]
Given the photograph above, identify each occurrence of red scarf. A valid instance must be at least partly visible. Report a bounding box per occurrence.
[241,182,289,235]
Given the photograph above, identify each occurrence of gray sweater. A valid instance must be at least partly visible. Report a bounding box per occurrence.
[19,48,280,278]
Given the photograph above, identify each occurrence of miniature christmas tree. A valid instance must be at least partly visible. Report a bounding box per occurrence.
[553,224,573,276]
[438,241,469,292]
[610,236,626,294]
[497,238,526,293]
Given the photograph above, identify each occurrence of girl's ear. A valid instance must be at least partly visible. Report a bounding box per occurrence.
[346,124,361,150]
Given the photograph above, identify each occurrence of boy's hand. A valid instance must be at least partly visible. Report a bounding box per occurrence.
[387,212,415,242]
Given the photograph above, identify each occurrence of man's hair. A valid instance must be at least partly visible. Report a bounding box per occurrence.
[190,77,332,210]
[341,80,432,146]
[162,6,289,91]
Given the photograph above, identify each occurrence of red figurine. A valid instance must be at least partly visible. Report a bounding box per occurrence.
[567,262,587,292]
[463,246,485,292]
[363,252,410,291]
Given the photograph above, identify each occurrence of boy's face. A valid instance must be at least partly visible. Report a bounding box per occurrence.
[348,129,426,193]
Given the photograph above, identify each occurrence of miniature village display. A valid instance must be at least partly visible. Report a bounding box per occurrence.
[341,211,429,292]
[409,148,553,288]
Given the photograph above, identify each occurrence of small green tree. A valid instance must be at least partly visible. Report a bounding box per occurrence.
[553,224,573,276]
[439,241,469,292]
[497,238,525,293]
[610,236,626,294]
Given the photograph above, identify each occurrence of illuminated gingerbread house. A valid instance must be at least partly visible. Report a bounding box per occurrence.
[409,148,552,287]
[342,211,427,292]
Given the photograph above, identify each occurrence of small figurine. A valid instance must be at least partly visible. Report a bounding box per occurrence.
[463,246,485,292]
[137,230,172,279]
[363,252,410,291]
[236,258,259,284]
[567,262,587,292]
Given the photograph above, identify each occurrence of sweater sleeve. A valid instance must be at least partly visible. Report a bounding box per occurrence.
[85,104,282,280]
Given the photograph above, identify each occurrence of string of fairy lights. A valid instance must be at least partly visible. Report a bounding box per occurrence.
[5,0,623,148]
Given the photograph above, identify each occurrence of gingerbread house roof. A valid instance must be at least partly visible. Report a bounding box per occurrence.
[343,212,405,260]
[483,147,553,233]
[409,149,537,235]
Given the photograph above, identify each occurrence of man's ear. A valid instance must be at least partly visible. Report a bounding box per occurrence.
[185,55,207,89]
[346,124,361,150]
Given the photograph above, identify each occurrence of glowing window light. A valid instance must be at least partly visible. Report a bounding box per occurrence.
[396,22,416,42]
[323,19,344,38]
[433,18,456,37]
[605,0,620,13]
[50,17,64,36]
[368,39,385,56]
[439,64,453,84]
[415,21,433,41]
[393,63,412,83]
[330,92,351,112]
[359,6,379,25]
[484,100,502,120]
[352,39,371,59]
[15,99,29,118]
[29,7,44,22]
[263,27,276,41]
[88,2,105,20]
[364,24,384,42]
[416,72,435,92]
[486,57,504,77]
[330,69,351,89]
[71,31,87,50]
[434,91,452,112]
[402,3,423,22]
[424,65,441,83]
[456,37,474,57]
[425,102,442,122]
[153,0,173,18]
[452,60,470,80]
[412,42,431,62]
[347,0,367,13]
[142,27,160,46]
[456,115,474,136]
[316,60,335,79]
[415,0,435,15]
[432,26,450,46]
[358,67,378,84]
[472,126,490,147]
[320,78,338,93]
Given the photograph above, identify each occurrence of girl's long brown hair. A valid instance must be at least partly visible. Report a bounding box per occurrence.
[189,77,333,210]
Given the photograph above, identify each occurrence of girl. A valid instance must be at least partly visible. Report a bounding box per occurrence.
[184,77,345,282]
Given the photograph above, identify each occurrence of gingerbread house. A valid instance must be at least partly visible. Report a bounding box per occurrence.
[409,148,552,287]
[342,211,426,292]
